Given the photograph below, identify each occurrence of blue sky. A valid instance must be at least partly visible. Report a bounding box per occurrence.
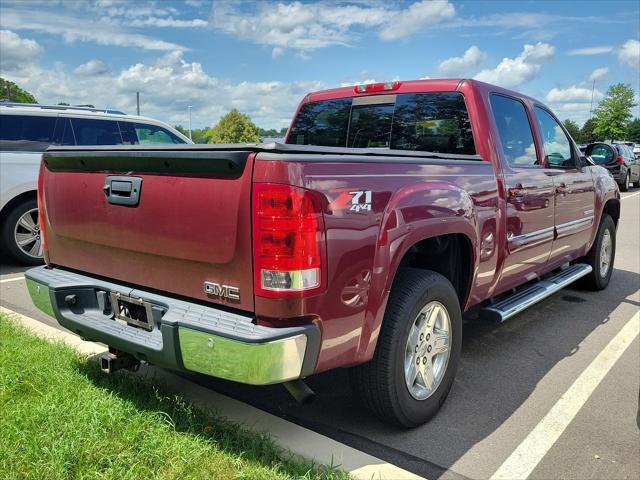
[1,0,638,129]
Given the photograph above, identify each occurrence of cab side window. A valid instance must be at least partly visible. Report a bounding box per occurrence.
[490,94,538,167]
[534,107,575,168]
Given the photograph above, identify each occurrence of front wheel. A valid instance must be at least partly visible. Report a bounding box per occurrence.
[579,214,616,291]
[350,269,462,427]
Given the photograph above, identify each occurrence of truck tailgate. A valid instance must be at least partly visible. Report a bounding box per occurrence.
[41,147,256,312]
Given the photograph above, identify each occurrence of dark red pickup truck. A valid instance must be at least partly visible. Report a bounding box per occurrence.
[27,79,619,427]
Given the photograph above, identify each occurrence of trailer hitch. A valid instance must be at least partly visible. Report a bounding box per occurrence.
[100,347,140,374]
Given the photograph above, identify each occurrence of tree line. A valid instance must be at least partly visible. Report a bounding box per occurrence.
[2,77,638,144]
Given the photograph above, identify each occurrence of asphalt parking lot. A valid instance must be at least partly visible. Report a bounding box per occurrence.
[1,190,639,480]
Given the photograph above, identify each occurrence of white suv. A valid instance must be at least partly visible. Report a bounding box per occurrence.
[0,103,192,265]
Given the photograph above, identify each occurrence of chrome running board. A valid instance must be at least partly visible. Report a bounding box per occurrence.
[480,263,592,322]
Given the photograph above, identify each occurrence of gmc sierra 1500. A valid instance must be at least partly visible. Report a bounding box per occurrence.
[26,79,620,427]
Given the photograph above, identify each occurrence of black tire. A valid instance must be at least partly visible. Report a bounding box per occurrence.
[633,177,640,188]
[349,268,462,428]
[619,172,629,192]
[579,214,616,291]
[1,198,44,266]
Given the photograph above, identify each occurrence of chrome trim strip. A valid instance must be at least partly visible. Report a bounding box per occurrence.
[179,328,307,385]
[556,216,594,237]
[508,226,555,242]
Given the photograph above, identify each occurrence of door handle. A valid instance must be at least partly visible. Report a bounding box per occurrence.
[104,176,142,206]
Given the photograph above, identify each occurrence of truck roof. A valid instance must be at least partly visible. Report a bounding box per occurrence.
[304,78,541,106]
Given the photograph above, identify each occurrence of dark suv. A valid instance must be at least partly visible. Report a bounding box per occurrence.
[585,142,640,191]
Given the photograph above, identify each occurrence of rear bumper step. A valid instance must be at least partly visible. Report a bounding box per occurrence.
[480,263,592,322]
[25,266,320,385]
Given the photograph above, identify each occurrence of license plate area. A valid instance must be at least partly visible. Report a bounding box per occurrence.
[109,292,154,331]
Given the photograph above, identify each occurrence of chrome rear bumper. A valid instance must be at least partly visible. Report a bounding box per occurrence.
[25,266,320,385]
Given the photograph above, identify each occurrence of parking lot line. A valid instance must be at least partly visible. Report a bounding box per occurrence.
[0,276,25,284]
[621,192,640,200]
[490,311,639,480]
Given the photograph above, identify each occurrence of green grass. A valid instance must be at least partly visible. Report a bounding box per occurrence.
[0,316,347,480]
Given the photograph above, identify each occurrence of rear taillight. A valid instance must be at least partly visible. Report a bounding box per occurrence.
[37,161,49,264]
[617,155,625,165]
[252,183,326,297]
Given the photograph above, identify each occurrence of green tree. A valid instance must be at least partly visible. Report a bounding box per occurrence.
[57,102,70,106]
[592,83,637,141]
[174,125,209,144]
[258,127,288,139]
[580,118,598,143]
[563,119,581,142]
[0,78,37,103]
[207,108,260,144]
[627,118,640,143]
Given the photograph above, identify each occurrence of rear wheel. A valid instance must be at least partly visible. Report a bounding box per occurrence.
[619,172,629,192]
[579,214,616,291]
[350,269,462,427]
[1,198,44,266]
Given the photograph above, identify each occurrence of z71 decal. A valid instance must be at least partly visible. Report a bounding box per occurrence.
[329,189,372,213]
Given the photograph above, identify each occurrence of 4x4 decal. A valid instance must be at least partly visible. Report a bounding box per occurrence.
[329,189,372,212]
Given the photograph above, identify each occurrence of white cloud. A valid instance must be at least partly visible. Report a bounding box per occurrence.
[0,29,42,69]
[271,47,284,59]
[210,0,454,55]
[127,17,208,28]
[567,46,613,55]
[438,46,487,76]
[1,6,188,51]
[588,67,609,82]
[74,60,111,76]
[546,86,603,103]
[3,50,325,129]
[618,39,640,70]
[379,0,455,41]
[474,42,555,88]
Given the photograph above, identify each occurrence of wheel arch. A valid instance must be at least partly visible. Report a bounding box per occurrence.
[0,190,37,229]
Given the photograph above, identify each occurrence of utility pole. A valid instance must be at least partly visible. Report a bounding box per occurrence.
[188,105,193,140]
[136,92,140,116]
[589,79,595,120]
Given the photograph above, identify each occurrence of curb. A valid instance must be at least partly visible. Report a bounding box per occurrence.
[0,306,425,480]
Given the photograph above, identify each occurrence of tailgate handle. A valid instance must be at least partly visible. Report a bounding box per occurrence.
[104,176,142,206]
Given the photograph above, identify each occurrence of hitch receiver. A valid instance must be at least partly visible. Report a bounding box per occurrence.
[100,347,140,374]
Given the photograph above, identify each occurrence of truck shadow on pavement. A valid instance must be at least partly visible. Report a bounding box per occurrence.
[190,267,640,479]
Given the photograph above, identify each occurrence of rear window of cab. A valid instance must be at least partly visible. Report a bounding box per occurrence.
[286,92,476,155]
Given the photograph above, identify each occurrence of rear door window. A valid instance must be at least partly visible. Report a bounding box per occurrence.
[489,94,538,167]
[0,114,57,152]
[287,93,475,155]
[70,118,123,145]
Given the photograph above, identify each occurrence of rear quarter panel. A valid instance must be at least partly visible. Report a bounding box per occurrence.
[253,155,500,372]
